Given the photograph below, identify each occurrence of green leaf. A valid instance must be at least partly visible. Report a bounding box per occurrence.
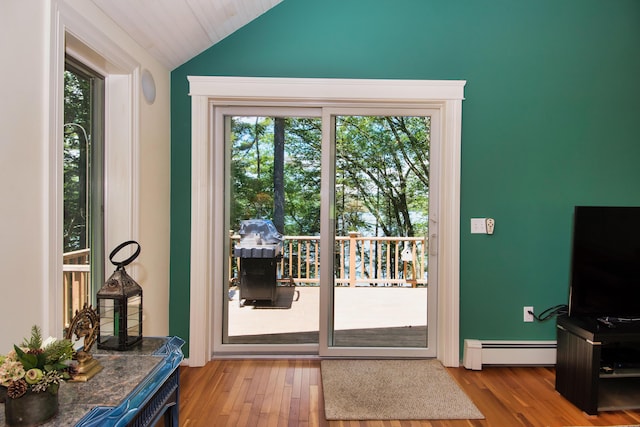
[14,345,37,370]
[36,353,47,369]
[45,362,67,372]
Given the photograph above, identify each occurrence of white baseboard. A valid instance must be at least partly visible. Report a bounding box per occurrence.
[463,339,556,370]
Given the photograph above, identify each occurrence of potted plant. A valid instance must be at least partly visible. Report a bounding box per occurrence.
[0,325,74,426]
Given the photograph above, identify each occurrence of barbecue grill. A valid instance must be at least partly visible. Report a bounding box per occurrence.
[233,219,284,306]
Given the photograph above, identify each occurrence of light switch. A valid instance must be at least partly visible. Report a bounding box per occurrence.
[470,218,487,234]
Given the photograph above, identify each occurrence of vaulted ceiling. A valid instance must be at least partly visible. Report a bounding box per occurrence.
[90,0,283,69]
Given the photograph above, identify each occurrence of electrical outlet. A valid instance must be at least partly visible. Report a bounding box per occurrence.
[524,306,534,322]
[470,218,487,234]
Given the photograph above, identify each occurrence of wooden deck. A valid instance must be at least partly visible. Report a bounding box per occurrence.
[227,286,429,347]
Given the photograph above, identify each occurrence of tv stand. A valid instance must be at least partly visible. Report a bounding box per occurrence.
[556,315,640,414]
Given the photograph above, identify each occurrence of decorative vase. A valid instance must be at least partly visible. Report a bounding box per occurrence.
[4,389,59,427]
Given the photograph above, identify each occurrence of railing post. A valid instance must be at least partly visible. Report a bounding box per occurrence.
[348,231,360,287]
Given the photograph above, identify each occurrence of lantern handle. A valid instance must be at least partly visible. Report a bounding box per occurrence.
[109,240,141,269]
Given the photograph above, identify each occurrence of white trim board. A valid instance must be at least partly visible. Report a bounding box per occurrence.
[49,0,141,336]
[463,339,557,370]
[188,76,466,367]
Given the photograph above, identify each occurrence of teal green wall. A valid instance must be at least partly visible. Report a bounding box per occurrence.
[170,0,640,357]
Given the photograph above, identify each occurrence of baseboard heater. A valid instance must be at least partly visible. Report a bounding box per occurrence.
[463,339,556,370]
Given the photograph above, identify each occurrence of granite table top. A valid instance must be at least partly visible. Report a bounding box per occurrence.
[0,337,183,427]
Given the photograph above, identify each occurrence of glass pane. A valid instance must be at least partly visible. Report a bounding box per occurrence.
[63,61,104,330]
[98,298,116,342]
[127,295,142,336]
[333,115,430,348]
[63,67,92,329]
[225,116,322,345]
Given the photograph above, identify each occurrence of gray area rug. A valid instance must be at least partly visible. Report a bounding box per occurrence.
[321,359,484,420]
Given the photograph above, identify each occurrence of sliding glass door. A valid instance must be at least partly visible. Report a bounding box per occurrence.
[320,109,438,357]
[329,112,434,353]
[221,108,322,351]
[216,106,438,357]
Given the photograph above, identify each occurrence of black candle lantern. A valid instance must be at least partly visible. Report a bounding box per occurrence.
[97,240,143,350]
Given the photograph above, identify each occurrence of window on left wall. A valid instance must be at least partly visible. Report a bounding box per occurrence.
[63,57,105,328]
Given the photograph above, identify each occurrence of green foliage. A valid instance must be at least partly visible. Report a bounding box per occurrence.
[14,346,39,371]
[229,114,430,238]
[230,117,322,235]
[63,68,91,252]
[42,339,74,370]
[336,115,430,237]
[15,326,74,373]
[21,325,43,350]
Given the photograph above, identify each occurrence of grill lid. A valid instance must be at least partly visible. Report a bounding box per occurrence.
[234,219,283,258]
[237,219,283,244]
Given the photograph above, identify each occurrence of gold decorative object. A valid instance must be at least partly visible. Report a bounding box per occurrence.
[65,304,103,382]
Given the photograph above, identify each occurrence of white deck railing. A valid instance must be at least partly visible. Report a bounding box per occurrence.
[63,248,91,327]
[63,233,428,327]
[230,232,428,287]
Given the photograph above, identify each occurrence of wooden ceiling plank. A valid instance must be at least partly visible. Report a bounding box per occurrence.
[90,0,283,68]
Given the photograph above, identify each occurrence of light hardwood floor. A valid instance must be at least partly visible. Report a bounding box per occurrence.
[178,359,640,427]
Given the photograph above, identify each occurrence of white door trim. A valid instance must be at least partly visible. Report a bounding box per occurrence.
[188,76,465,367]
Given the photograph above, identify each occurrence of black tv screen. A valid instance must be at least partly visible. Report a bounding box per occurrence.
[569,206,640,319]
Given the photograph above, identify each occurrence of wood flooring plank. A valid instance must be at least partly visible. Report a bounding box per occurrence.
[236,402,254,427]
[291,359,304,399]
[261,361,281,411]
[221,360,250,416]
[308,384,321,427]
[227,377,253,425]
[266,361,289,427]
[289,397,301,427]
[279,378,293,427]
[299,362,312,423]
[246,360,269,403]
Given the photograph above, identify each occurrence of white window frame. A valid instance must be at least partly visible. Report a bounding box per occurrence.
[48,2,140,336]
[188,76,465,367]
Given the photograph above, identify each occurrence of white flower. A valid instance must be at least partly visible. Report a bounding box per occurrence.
[42,336,57,348]
[0,359,25,386]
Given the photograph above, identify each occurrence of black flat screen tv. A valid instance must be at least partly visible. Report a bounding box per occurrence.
[568,206,640,319]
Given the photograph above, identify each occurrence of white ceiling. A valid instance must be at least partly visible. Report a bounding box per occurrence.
[90,0,283,69]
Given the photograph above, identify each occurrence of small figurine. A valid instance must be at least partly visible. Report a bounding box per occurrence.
[65,304,103,381]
